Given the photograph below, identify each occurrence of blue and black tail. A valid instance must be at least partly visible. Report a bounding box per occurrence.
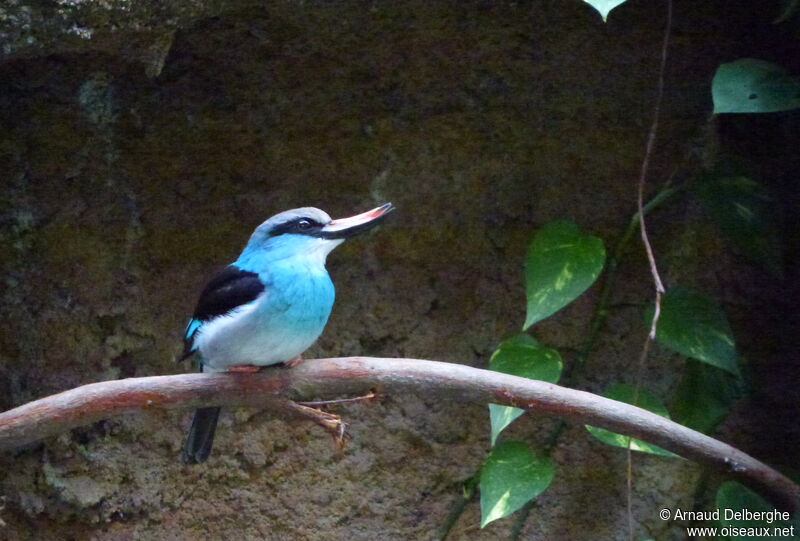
[181,407,220,464]
[180,358,219,465]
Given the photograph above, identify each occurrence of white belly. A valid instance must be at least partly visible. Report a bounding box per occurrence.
[193,297,323,373]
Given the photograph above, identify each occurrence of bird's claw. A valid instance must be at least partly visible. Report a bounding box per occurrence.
[282,356,303,368]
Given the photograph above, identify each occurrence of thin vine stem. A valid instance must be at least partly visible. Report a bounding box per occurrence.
[627,1,673,539]
[437,476,478,540]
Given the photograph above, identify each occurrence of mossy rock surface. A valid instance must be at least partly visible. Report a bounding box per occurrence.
[1,1,798,539]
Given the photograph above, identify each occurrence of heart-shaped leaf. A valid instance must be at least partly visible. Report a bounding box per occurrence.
[647,286,739,375]
[694,175,782,276]
[524,220,605,329]
[479,441,555,527]
[774,0,800,23]
[489,334,563,383]
[712,58,800,114]
[582,0,628,21]
[716,481,794,539]
[586,383,678,457]
[488,334,563,445]
[673,360,742,434]
[488,405,526,447]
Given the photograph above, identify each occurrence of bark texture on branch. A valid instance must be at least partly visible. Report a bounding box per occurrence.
[0,357,797,512]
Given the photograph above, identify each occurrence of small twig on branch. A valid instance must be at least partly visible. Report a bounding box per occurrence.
[296,390,377,407]
[0,357,796,512]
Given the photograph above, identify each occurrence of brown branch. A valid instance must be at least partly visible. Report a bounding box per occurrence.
[0,357,797,511]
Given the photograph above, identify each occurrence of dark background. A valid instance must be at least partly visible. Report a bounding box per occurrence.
[1,1,798,538]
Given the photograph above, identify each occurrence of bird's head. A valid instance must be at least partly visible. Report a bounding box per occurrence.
[237,203,394,268]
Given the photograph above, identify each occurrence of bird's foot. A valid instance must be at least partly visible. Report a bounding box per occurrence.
[226,364,262,373]
[281,355,303,368]
[286,402,350,450]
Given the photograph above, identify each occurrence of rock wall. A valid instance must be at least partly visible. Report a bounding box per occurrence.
[1,1,797,539]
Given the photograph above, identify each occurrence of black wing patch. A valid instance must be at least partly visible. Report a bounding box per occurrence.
[192,266,265,321]
[179,265,265,361]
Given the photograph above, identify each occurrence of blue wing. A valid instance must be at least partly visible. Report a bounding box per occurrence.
[179,265,265,361]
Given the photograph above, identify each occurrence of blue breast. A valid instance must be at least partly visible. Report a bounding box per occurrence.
[262,260,336,337]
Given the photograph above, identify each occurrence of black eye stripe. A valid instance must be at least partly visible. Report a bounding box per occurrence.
[269,217,325,237]
[296,217,322,228]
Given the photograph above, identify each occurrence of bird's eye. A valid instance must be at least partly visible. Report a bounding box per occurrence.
[297,219,312,230]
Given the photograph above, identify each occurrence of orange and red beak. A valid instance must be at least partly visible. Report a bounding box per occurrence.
[320,203,394,239]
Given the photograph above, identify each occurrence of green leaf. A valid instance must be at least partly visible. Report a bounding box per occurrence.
[648,286,739,376]
[712,58,800,114]
[716,481,794,540]
[673,360,742,434]
[774,0,800,23]
[489,334,563,383]
[524,220,605,329]
[585,384,678,457]
[487,334,563,445]
[488,405,526,447]
[694,175,782,276]
[479,441,555,527]
[581,0,628,21]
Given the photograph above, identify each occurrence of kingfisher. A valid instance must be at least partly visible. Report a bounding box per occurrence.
[178,203,393,464]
